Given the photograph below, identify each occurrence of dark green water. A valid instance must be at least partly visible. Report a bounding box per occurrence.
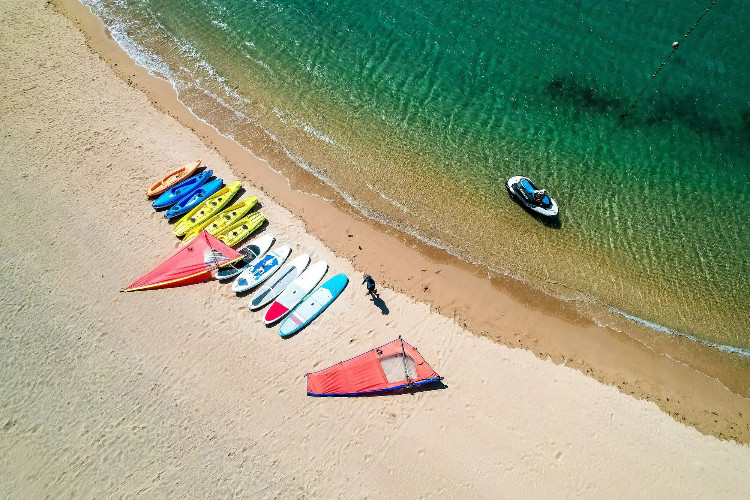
[82,0,750,353]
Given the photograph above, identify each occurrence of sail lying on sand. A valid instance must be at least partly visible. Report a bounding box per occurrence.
[124,231,242,291]
[306,337,442,396]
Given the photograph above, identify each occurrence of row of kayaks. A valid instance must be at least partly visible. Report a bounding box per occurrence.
[147,160,266,248]
[146,161,347,338]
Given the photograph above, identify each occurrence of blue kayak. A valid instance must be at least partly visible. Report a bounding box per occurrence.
[164,178,223,218]
[152,169,212,209]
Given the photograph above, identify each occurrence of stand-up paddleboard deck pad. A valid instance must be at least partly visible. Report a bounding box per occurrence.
[279,273,348,337]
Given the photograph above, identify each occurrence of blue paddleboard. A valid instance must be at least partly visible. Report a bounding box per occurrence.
[231,245,292,293]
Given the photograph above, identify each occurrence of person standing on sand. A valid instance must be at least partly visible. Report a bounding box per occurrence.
[362,273,379,299]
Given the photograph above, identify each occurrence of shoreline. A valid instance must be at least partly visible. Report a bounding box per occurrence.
[54,0,750,443]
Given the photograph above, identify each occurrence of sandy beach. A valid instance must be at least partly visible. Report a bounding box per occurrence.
[1,0,749,497]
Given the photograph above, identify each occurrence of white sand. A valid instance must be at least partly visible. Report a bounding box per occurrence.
[0,1,748,498]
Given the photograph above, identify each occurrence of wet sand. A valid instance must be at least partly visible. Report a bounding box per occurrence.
[0,0,748,497]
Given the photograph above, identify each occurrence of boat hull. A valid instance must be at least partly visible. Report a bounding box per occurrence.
[506,175,559,217]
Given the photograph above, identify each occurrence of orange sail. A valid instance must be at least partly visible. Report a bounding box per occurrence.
[306,337,442,396]
[124,232,242,291]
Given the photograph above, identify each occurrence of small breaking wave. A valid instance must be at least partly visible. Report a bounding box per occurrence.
[610,308,750,357]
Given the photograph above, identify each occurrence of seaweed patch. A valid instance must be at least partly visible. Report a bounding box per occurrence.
[546,76,622,114]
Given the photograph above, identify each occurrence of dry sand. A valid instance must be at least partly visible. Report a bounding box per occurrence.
[1,0,749,497]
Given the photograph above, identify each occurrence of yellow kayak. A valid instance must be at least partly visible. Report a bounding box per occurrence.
[172,181,242,237]
[182,196,258,243]
[215,212,266,247]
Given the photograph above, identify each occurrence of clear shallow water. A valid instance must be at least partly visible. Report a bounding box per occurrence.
[82,0,750,352]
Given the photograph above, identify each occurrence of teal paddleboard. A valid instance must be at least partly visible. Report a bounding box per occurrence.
[279,273,348,337]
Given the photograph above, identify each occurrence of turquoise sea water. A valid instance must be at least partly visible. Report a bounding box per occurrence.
[82,0,750,352]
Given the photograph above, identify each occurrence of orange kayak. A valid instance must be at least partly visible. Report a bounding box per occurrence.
[146,159,202,197]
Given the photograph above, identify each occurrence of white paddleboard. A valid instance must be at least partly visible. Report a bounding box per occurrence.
[232,244,291,293]
[249,254,311,310]
[263,260,328,324]
[216,233,275,280]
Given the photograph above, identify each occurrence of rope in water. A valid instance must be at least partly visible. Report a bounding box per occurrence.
[620,0,718,119]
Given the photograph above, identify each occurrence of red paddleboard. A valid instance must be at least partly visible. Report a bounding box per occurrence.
[264,302,290,324]
[263,260,328,325]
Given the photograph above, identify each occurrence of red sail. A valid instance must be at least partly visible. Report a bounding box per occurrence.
[124,232,242,291]
[306,337,441,396]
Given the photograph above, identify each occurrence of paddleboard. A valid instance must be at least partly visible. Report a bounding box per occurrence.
[216,233,275,281]
[232,244,292,293]
[279,273,348,337]
[171,180,241,235]
[215,212,265,247]
[165,178,223,219]
[152,169,212,209]
[147,159,201,197]
[264,260,328,324]
[182,196,257,243]
[249,254,311,310]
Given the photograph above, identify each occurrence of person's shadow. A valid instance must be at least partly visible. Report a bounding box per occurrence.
[372,296,389,315]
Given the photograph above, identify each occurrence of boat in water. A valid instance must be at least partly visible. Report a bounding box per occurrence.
[506,175,559,217]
